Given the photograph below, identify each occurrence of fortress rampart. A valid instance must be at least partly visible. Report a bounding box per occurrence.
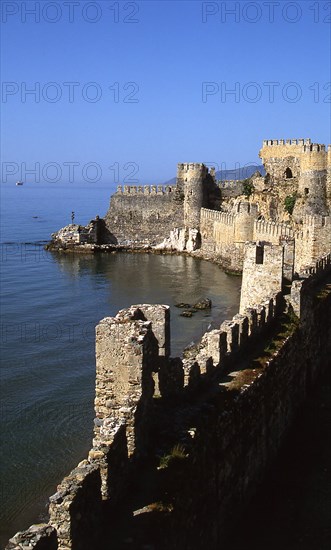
[7,245,331,549]
[29,138,331,548]
[259,138,330,218]
[260,138,329,164]
[200,203,258,270]
[49,138,331,274]
[104,162,221,245]
[115,184,176,195]
[104,184,184,244]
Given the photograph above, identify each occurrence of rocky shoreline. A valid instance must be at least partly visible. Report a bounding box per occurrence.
[44,239,243,276]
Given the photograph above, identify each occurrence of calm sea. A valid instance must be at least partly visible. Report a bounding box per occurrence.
[0,182,241,546]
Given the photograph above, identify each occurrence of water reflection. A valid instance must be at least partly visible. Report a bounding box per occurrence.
[51,251,242,356]
[0,250,241,547]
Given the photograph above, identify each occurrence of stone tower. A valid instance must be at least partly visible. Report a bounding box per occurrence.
[259,139,330,221]
[239,242,284,314]
[176,163,208,229]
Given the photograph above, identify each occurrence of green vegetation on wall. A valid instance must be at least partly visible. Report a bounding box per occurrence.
[284,194,297,215]
[242,179,254,197]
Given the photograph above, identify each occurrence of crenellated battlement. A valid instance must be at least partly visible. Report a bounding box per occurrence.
[299,252,331,279]
[261,139,328,154]
[255,219,294,240]
[201,202,256,225]
[6,243,331,549]
[301,214,331,227]
[201,207,233,224]
[259,138,330,211]
[23,132,331,550]
[262,138,311,147]
[177,162,208,173]
[116,184,176,195]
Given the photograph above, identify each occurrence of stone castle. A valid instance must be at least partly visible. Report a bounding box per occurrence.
[51,138,331,277]
[7,140,331,549]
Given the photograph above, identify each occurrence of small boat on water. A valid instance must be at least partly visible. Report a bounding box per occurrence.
[16,181,24,186]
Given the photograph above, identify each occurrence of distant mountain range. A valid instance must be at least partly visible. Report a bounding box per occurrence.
[215,164,265,181]
[164,164,265,185]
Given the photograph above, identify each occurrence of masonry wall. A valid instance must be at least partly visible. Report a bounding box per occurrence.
[48,464,102,550]
[239,243,284,313]
[171,259,331,550]
[5,253,331,550]
[294,216,331,272]
[259,139,329,178]
[200,203,256,271]
[94,307,160,458]
[254,219,294,242]
[259,140,330,221]
[104,185,184,244]
[218,180,244,197]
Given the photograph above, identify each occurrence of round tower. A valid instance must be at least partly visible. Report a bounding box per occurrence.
[177,163,207,229]
[327,144,331,210]
[293,143,328,221]
[234,201,257,242]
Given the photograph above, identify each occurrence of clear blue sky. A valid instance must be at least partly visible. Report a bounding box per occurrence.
[1,0,330,184]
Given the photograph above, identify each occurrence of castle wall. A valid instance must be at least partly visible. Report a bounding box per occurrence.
[260,139,330,219]
[294,215,331,273]
[169,252,331,549]
[178,163,207,229]
[7,138,331,549]
[48,464,102,550]
[259,139,329,177]
[327,146,331,207]
[94,306,160,458]
[105,185,184,244]
[254,219,294,242]
[5,253,331,550]
[293,170,328,219]
[200,204,256,271]
[173,283,331,549]
[239,243,284,313]
[218,180,244,197]
[104,164,221,245]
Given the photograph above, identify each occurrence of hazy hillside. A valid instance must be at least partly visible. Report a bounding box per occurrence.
[216,164,265,180]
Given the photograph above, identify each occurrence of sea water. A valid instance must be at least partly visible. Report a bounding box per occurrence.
[0,182,241,545]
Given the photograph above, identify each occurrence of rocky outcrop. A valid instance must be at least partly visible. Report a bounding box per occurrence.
[46,218,117,250]
[155,228,201,252]
[6,525,57,550]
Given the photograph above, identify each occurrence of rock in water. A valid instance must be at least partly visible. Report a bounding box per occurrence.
[180,310,193,318]
[193,298,212,309]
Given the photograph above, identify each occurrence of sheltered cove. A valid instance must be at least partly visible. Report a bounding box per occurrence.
[7,139,331,549]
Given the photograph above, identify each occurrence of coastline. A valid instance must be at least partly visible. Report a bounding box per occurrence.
[5,247,330,549]
[44,242,243,276]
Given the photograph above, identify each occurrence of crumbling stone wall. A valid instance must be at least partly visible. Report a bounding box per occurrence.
[49,218,116,248]
[6,525,57,550]
[104,185,184,244]
[48,463,102,550]
[218,180,244,197]
[9,136,331,549]
[104,164,220,245]
[259,139,330,220]
[200,202,257,270]
[170,254,331,550]
[94,306,162,457]
[239,242,284,313]
[5,251,331,550]
[294,215,331,272]
[259,139,329,180]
